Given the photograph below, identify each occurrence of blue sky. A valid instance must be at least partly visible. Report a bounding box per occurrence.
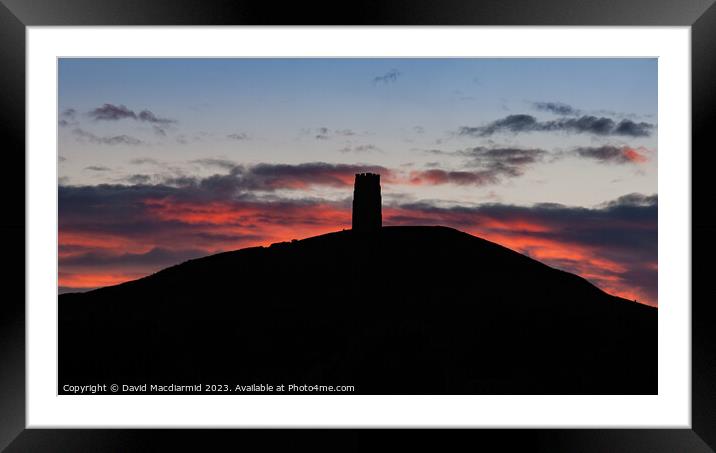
[59,58,657,205]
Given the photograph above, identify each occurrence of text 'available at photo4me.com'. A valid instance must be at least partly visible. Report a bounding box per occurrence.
[60,383,357,395]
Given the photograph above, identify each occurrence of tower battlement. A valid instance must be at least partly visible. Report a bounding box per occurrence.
[352,173,382,232]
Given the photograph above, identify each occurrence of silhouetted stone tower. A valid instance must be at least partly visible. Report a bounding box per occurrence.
[352,173,382,232]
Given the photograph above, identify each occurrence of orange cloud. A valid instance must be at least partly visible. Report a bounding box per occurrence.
[59,190,656,306]
[622,146,648,163]
[59,271,146,289]
[59,199,353,289]
[382,206,656,306]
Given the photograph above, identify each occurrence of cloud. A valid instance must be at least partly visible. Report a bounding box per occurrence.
[600,192,657,208]
[130,158,160,165]
[59,108,78,127]
[72,128,144,146]
[302,127,357,141]
[460,146,547,173]
[60,246,206,269]
[129,153,543,193]
[533,103,656,123]
[144,162,394,194]
[613,119,653,137]
[241,162,391,190]
[58,182,658,305]
[89,104,137,121]
[431,143,646,169]
[190,158,237,170]
[383,194,658,304]
[459,114,655,138]
[313,127,330,140]
[412,146,548,185]
[459,115,538,136]
[85,166,111,172]
[125,174,153,184]
[408,169,500,186]
[372,69,401,85]
[57,183,353,289]
[339,144,381,153]
[88,103,175,124]
[138,109,175,125]
[227,133,249,141]
[573,145,648,164]
[532,101,579,116]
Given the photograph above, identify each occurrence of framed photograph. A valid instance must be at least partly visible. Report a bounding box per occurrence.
[2,0,714,450]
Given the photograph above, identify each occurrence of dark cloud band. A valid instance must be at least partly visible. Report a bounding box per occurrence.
[58,181,658,304]
[88,103,175,124]
[372,69,401,85]
[533,101,580,116]
[72,128,143,146]
[459,114,654,137]
[573,145,648,164]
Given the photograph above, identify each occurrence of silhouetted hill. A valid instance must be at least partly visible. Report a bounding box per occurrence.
[59,226,656,394]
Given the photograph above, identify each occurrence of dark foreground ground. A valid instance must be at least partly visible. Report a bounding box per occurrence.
[59,226,656,394]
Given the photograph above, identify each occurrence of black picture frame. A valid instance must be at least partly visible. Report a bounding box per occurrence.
[1,0,714,450]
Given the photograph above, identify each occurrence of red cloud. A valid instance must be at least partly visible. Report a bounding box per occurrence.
[622,146,648,163]
[59,198,352,290]
[58,184,657,305]
[382,204,657,306]
[407,169,499,186]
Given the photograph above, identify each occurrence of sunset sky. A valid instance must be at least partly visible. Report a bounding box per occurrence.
[58,58,658,305]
